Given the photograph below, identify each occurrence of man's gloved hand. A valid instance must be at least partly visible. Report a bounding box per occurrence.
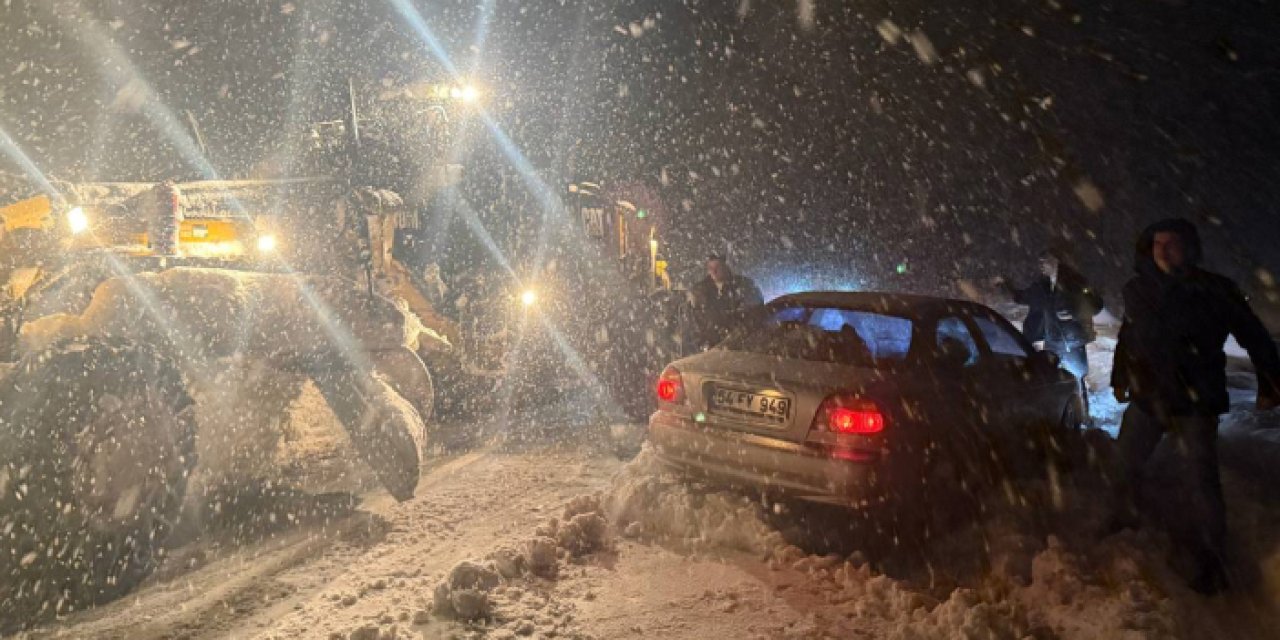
[1113,385,1130,404]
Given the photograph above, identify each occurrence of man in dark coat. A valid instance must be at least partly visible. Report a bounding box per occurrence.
[689,255,763,348]
[1111,218,1280,593]
[1002,249,1104,382]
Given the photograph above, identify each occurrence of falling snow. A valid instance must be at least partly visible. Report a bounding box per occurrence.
[1,0,1279,637]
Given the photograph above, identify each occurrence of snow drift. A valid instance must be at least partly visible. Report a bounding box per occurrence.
[602,438,1280,638]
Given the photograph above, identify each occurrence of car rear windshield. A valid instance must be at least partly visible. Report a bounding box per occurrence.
[722,305,915,367]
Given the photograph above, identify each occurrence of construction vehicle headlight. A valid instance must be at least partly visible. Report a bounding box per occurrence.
[257,234,278,252]
[67,207,90,235]
[520,289,538,308]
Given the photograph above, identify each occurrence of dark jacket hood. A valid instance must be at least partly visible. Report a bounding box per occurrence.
[1135,218,1203,277]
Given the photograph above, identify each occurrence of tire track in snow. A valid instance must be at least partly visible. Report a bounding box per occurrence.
[24,446,500,640]
[243,447,617,639]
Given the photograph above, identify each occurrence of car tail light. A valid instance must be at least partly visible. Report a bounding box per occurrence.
[656,366,685,404]
[812,395,886,435]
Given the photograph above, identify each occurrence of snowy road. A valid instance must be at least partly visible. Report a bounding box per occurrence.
[21,440,625,640]
[18,329,1280,640]
[20,422,1280,640]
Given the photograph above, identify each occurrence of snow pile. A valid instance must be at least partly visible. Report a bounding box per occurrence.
[432,560,502,620]
[487,546,527,580]
[882,588,1026,640]
[602,444,1242,638]
[556,495,611,556]
[524,536,560,578]
[761,527,1190,639]
[604,447,786,554]
[1013,535,1180,639]
[344,624,408,640]
[1221,407,1280,434]
[427,495,614,635]
[1087,335,1124,434]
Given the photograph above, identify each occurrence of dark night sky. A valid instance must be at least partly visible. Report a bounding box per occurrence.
[2,0,1279,314]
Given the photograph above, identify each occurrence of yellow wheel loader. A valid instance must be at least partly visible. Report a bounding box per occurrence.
[0,178,445,630]
[0,80,479,629]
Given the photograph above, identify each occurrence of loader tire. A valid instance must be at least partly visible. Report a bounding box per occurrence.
[308,363,422,502]
[0,338,196,631]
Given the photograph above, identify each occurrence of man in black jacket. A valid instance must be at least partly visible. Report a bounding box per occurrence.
[1002,248,1104,383]
[1112,218,1280,593]
[689,255,763,348]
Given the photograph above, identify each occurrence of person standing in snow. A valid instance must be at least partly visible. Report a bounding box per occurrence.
[689,255,763,348]
[1111,218,1280,594]
[1000,247,1104,390]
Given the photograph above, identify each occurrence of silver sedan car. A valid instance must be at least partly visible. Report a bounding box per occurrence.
[649,292,1084,508]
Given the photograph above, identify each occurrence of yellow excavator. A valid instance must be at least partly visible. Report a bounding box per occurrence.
[0,81,476,631]
[0,77,682,630]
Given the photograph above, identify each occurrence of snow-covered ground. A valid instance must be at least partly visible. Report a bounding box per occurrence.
[19,321,1280,640]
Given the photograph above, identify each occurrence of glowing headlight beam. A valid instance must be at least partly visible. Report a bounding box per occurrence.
[441,188,515,277]
[387,0,459,76]
[28,10,393,424]
[0,125,61,198]
[53,7,250,218]
[269,0,330,215]
[535,314,606,390]
[385,0,626,412]
[471,0,496,71]
[67,206,90,234]
[383,0,579,270]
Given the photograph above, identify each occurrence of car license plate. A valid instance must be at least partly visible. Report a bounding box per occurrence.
[709,387,792,424]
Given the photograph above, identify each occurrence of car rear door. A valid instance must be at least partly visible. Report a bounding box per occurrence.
[915,313,1002,477]
[967,311,1075,475]
[972,311,1075,430]
[926,310,1062,479]
[970,312,1071,419]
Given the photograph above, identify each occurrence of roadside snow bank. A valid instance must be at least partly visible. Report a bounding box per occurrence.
[1012,534,1183,639]
[420,494,613,636]
[602,443,1276,638]
[604,447,787,555]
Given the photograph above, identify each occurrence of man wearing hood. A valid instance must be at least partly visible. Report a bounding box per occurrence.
[1112,218,1280,594]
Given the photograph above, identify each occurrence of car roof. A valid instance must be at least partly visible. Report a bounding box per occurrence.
[768,290,996,318]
